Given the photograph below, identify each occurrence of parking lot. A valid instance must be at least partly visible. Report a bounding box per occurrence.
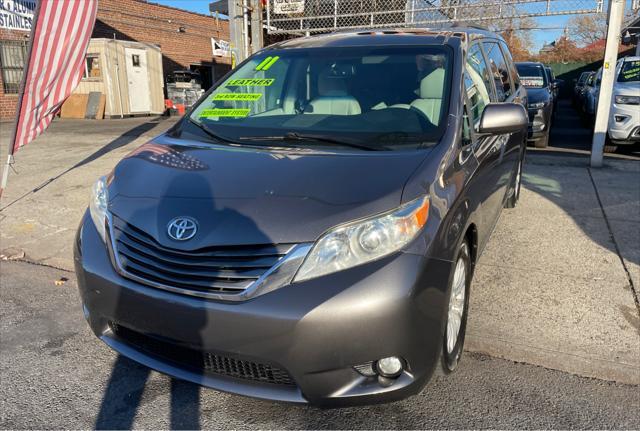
[0,108,638,428]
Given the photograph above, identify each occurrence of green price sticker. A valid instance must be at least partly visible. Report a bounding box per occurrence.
[623,67,639,78]
[199,108,250,118]
[226,78,274,86]
[255,56,280,71]
[213,93,263,101]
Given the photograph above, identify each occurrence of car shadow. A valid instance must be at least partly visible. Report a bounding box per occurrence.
[93,148,276,430]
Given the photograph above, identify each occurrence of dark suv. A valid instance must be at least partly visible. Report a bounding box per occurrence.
[516,62,554,148]
[75,27,528,407]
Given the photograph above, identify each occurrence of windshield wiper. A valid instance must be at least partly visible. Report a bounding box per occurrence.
[187,118,239,145]
[239,132,385,151]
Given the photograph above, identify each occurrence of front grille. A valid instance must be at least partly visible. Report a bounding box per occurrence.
[203,354,295,385]
[109,215,292,294]
[112,323,296,386]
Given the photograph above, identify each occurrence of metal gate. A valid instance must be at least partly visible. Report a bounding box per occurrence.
[263,0,640,166]
[266,0,610,35]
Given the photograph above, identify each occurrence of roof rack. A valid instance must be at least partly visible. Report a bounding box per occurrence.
[449,22,491,31]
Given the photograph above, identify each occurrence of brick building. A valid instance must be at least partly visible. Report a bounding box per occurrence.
[0,0,232,120]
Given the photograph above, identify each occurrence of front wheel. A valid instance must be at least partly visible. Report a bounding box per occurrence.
[440,240,472,373]
[533,132,549,148]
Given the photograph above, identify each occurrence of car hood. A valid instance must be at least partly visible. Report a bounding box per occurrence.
[614,80,640,96]
[108,135,431,248]
[525,87,551,104]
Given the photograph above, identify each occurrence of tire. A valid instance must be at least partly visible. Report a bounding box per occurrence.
[505,154,523,209]
[440,240,472,374]
[604,134,617,153]
[534,132,549,148]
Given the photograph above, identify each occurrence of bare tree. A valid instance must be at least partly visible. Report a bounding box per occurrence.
[567,13,607,46]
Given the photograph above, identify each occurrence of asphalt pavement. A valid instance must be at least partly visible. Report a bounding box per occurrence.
[1,260,638,429]
[0,105,639,428]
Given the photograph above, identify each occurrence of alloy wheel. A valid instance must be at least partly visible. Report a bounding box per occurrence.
[446,256,467,354]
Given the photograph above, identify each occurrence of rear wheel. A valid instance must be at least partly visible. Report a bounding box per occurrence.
[440,240,471,373]
[505,154,523,208]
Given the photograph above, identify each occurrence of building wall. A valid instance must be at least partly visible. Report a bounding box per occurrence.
[0,0,232,120]
[93,0,232,83]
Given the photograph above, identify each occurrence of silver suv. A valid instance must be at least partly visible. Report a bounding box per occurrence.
[609,56,640,148]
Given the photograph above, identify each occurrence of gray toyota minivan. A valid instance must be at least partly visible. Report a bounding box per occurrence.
[75,27,528,407]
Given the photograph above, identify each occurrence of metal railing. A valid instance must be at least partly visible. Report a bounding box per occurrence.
[266,0,606,34]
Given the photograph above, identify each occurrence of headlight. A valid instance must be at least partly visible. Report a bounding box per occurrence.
[89,176,108,242]
[294,196,429,282]
[615,95,640,105]
[528,101,547,109]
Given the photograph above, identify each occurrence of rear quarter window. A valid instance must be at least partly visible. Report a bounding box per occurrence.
[482,41,513,101]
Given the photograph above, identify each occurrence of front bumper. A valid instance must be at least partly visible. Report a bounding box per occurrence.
[609,103,640,145]
[75,213,452,407]
[527,105,551,140]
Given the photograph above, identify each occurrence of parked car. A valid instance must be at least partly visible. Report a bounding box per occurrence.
[544,66,560,117]
[608,56,640,149]
[516,61,554,147]
[573,71,593,105]
[75,27,528,407]
[582,67,601,124]
[575,71,595,110]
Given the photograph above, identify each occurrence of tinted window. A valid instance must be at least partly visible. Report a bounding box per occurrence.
[499,41,520,91]
[578,72,590,84]
[483,41,513,101]
[188,46,453,151]
[516,63,548,88]
[464,44,493,123]
[618,60,640,83]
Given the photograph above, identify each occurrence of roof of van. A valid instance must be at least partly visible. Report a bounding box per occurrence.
[265,26,505,50]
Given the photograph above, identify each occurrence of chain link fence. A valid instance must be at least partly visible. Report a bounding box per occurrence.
[266,0,607,34]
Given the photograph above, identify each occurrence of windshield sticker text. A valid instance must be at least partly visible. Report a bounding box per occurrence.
[521,77,544,87]
[199,108,251,118]
[213,93,263,101]
[226,78,275,86]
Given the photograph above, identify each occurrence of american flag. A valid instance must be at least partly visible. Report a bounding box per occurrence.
[1,0,99,197]
[13,0,99,152]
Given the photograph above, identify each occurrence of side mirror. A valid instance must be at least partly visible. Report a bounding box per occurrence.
[478,103,528,135]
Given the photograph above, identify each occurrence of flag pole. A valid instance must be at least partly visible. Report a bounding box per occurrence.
[0,0,43,200]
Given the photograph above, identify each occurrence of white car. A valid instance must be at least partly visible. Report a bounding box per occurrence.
[608,57,640,146]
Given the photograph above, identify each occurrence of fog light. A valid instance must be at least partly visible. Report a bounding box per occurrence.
[615,115,626,123]
[375,356,403,378]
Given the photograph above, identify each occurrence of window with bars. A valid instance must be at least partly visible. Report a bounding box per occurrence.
[0,40,28,94]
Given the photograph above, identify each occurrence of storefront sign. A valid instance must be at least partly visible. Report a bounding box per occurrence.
[0,0,36,31]
[273,0,305,15]
[211,38,231,57]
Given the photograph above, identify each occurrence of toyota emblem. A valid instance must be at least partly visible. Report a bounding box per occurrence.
[167,217,198,241]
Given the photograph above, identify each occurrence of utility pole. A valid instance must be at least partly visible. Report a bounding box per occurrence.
[591,0,626,167]
[229,1,247,64]
[250,0,264,55]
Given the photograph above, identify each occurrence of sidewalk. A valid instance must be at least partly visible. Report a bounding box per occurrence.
[1,118,638,385]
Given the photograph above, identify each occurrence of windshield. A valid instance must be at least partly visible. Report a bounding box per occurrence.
[516,64,547,88]
[577,72,590,85]
[618,60,640,83]
[188,46,452,151]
